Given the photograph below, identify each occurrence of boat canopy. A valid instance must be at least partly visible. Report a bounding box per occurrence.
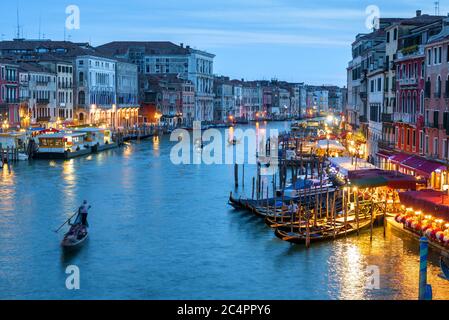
[399,190,449,220]
[348,169,417,189]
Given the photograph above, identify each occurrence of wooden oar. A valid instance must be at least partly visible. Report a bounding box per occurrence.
[54,211,78,233]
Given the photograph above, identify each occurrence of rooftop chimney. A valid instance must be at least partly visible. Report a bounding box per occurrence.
[416,10,422,17]
[180,43,184,48]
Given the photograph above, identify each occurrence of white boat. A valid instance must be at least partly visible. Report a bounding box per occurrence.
[73,127,116,152]
[35,132,91,159]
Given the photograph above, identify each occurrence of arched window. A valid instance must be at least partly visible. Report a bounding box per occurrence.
[437,75,442,97]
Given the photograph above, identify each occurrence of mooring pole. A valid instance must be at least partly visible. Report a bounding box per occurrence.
[242,164,245,188]
[234,163,239,188]
[251,177,255,200]
[419,237,432,300]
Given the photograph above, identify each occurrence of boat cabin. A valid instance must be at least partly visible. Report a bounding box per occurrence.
[37,132,87,153]
[73,127,111,147]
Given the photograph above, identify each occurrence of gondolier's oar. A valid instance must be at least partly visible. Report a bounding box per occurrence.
[54,211,78,233]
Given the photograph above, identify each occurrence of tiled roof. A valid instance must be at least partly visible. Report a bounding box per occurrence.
[96,41,190,56]
[0,40,115,60]
[17,61,52,73]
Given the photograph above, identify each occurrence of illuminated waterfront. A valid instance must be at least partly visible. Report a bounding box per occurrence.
[1,122,449,299]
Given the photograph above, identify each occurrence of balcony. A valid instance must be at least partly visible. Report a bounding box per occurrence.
[378,140,394,150]
[397,45,425,60]
[5,98,19,104]
[36,116,51,122]
[398,78,417,86]
[381,113,393,123]
[36,98,50,104]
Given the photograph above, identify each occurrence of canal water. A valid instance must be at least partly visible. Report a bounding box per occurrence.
[1,122,449,300]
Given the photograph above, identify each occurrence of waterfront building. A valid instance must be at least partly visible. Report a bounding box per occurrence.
[0,40,133,126]
[213,76,235,121]
[325,86,346,113]
[346,19,403,132]
[424,18,449,161]
[0,58,19,128]
[380,12,443,151]
[38,56,74,123]
[262,85,273,119]
[367,63,384,159]
[242,82,262,120]
[96,42,215,122]
[75,54,117,125]
[115,60,139,128]
[18,62,57,127]
[306,87,329,115]
[231,80,244,119]
[139,74,194,126]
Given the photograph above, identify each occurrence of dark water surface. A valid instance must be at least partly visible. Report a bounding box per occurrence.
[1,122,449,299]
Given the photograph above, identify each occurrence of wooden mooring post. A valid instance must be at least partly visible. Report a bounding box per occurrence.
[234,163,239,188]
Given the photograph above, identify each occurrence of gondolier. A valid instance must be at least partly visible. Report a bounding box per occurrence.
[78,200,91,227]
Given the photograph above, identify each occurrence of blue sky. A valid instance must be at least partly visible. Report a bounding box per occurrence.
[0,0,446,86]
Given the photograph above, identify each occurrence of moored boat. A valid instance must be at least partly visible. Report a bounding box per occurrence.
[274,218,372,244]
[34,132,91,159]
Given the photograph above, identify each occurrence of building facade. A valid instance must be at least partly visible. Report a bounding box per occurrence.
[0,58,19,128]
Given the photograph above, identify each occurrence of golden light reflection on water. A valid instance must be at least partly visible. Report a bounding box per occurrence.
[123,143,133,158]
[325,227,449,300]
[62,160,76,203]
[0,166,16,214]
[152,136,160,157]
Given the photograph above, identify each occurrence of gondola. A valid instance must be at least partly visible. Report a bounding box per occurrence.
[274,218,372,244]
[61,223,88,248]
[440,257,449,280]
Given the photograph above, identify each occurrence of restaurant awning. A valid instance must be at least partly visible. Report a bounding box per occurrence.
[376,150,395,159]
[401,155,446,177]
[381,152,447,178]
[390,153,411,164]
[399,190,449,220]
[349,169,417,189]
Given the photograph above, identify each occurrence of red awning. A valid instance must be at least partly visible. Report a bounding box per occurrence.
[387,152,446,178]
[390,153,412,164]
[399,190,449,220]
[376,150,395,159]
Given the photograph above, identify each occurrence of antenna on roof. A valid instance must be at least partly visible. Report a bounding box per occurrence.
[38,14,41,39]
[16,5,20,39]
[435,1,440,15]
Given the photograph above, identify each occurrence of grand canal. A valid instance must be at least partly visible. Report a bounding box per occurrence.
[1,122,449,300]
